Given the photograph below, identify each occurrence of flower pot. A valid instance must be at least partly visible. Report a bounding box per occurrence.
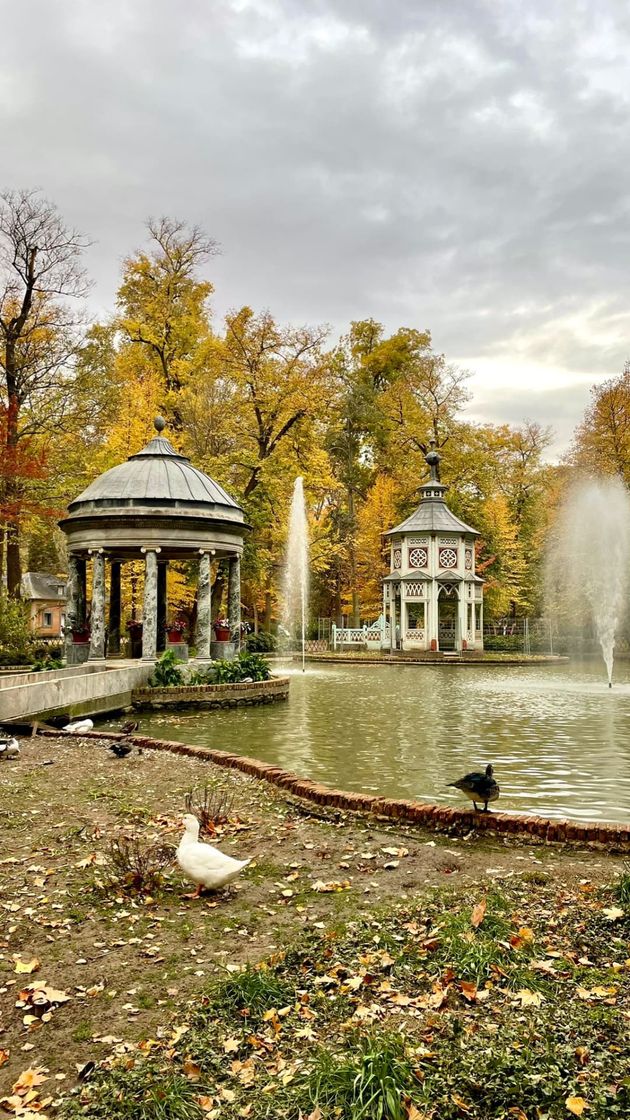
[72,633,90,644]
[167,629,184,643]
[214,626,230,642]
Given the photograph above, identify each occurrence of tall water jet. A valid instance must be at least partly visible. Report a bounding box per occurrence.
[284,477,309,672]
[546,477,630,685]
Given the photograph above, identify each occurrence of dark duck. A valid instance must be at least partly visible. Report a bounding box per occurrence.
[448,764,499,812]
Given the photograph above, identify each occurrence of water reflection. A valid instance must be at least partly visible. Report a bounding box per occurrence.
[122,662,630,823]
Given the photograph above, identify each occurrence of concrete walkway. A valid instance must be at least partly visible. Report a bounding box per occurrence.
[0,660,153,723]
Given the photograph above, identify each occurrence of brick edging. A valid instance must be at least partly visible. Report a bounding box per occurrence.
[35,729,630,850]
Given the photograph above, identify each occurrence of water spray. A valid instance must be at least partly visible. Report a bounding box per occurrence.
[547,477,630,686]
[284,477,309,673]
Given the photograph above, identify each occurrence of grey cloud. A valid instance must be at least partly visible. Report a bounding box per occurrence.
[1,0,629,449]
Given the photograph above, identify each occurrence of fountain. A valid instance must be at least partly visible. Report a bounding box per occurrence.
[284,477,309,672]
[547,477,630,685]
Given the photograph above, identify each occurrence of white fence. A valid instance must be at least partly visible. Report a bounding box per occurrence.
[332,623,389,649]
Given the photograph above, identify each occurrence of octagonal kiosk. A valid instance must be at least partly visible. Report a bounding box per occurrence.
[382,446,483,653]
[59,418,248,664]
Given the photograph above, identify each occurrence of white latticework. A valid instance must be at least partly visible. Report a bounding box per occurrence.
[465,549,473,570]
[439,547,458,568]
[408,536,429,546]
[405,630,424,641]
[408,547,428,568]
[405,582,425,598]
[392,548,402,569]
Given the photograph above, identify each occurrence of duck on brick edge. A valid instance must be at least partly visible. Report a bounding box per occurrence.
[448,763,499,812]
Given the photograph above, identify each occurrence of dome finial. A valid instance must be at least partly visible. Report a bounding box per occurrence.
[154,415,166,433]
[425,439,441,482]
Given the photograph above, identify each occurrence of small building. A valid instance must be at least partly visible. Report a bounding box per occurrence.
[21,572,67,639]
[382,445,484,653]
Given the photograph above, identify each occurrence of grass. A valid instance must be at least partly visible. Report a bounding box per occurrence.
[614,863,630,906]
[307,1033,420,1120]
[206,964,296,1017]
[59,1065,205,1120]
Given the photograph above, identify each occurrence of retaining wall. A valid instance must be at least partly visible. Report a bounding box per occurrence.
[0,662,153,721]
[131,676,290,710]
[36,728,630,850]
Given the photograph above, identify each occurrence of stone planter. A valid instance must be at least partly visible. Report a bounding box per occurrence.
[211,639,235,661]
[166,641,188,662]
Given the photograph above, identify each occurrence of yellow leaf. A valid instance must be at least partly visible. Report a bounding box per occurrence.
[471,899,486,928]
[566,1097,588,1116]
[0,1050,9,1068]
[602,906,624,921]
[516,989,543,1007]
[14,959,40,975]
[12,1067,48,1094]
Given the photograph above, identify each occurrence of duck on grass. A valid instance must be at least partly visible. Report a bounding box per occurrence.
[148,649,271,688]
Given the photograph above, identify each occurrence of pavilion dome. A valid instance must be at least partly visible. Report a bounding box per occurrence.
[60,418,248,558]
[69,432,241,514]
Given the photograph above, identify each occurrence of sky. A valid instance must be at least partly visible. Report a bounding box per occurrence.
[2,0,630,457]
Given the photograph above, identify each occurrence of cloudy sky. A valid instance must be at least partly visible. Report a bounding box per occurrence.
[3,0,630,456]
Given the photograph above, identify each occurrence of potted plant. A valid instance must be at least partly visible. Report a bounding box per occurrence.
[70,622,91,644]
[213,617,231,642]
[166,618,187,643]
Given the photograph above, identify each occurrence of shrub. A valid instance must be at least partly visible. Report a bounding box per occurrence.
[213,651,271,683]
[102,833,174,894]
[0,595,32,662]
[246,630,277,653]
[149,649,184,687]
[184,784,235,836]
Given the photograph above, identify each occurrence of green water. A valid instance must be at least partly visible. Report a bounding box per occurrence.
[112,661,630,823]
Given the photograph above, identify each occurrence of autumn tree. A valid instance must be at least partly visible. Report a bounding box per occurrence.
[117,217,217,425]
[0,189,89,595]
[569,364,630,483]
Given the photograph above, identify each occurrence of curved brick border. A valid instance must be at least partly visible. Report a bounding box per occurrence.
[35,728,630,851]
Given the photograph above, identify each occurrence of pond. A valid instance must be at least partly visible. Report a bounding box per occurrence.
[109,660,630,824]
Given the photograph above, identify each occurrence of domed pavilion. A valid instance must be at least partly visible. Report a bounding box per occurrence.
[382,445,484,653]
[59,418,248,663]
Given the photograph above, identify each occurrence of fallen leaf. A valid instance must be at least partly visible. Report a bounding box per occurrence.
[471,899,487,928]
[602,906,624,922]
[14,959,40,975]
[515,989,543,1007]
[565,1097,587,1116]
[312,880,351,893]
[459,981,478,1002]
[183,1060,202,1081]
[0,1050,9,1068]
[12,1067,48,1094]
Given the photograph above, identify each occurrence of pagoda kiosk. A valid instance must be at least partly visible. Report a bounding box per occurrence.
[382,445,483,653]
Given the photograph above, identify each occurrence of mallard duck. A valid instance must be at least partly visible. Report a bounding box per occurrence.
[109,741,133,758]
[177,814,251,898]
[120,720,139,734]
[63,719,94,734]
[448,764,499,812]
[0,737,20,760]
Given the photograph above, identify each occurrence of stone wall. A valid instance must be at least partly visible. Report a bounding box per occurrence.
[131,676,290,710]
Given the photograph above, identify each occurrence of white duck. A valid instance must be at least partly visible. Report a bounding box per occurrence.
[0,737,20,760]
[177,814,251,898]
[62,719,94,734]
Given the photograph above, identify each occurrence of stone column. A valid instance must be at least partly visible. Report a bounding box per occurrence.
[141,548,160,660]
[195,550,212,660]
[108,561,121,656]
[65,554,82,661]
[399,593,407,652]
[88,550,106,660]
[382,584,388,650]
[228,555,241,652]
[157,561,168,652]
[390,588,397,653]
